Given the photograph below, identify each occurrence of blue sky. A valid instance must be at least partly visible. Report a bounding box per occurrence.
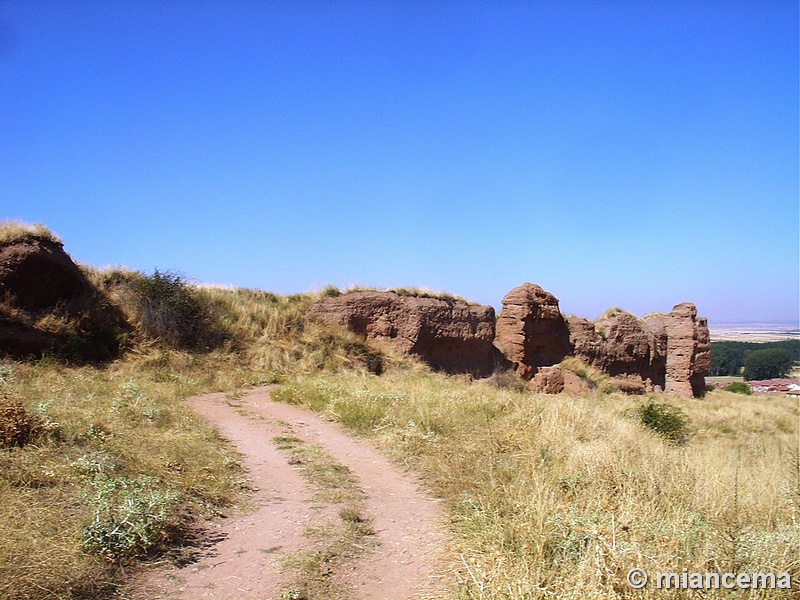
[1,1,797,324]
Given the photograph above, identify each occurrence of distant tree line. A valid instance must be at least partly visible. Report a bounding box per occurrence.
[710,340,800,380]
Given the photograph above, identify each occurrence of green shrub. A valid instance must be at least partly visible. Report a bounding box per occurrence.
[637,400,689,444]
[81,473,181,561]
[132,270,225,349]
[722,381,752,395]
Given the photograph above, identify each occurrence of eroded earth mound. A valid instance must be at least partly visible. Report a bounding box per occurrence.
[308,291,497,377]
[494,283,710,397]
[309,284,710,397]
[493,283,572,379]
[0,234,127,361]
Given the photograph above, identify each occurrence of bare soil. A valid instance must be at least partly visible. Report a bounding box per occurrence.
[122,387,450,600]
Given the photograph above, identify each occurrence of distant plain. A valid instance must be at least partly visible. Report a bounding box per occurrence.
[709,322,799,343]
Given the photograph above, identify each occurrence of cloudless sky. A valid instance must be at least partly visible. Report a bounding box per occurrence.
[1,0,797,324]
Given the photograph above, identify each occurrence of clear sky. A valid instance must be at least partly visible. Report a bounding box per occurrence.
[1,1,797,324]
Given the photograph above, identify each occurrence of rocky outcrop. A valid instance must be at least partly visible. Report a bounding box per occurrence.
[0,235,127,361]
[308,291,496,376]
[567,311,655,394]
[642,314,668,390]
[646,303,710,397]
[530,365,593,395]
[494,283,709,397]
[493,283,571,379]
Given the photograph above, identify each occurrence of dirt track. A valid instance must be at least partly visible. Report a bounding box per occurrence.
[124,388,449,599]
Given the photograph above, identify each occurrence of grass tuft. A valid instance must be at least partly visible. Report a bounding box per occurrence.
[273,370,799,597]
[0,220,61,246]
[560,356,619,393]
[486,368,529,392]
[0,389,41,448]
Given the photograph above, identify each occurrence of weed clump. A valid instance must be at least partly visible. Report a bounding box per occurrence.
[80,473,181,561]
[0,390,40,448]
[722,381,753,395]
[320,285,341,298]
[637,399,689,444]
[487,368,529,392]
[392,287,465,303]
[131,270,226,350]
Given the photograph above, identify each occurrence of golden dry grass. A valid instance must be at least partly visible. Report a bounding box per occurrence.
[0,353,251,598]
[1,268,798,598]
[0,278,394,598]
[325,284,471,303]
[274,370,800,598]
[0,220,61,245]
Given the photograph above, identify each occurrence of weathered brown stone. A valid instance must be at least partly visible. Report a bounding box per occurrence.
[566,316,604,367]
[566,312,652,393]
[496,283,709,397]
[593,311,651,377]
[642,315,667,391]
[494,283,571,379]
[0,318,57,358]
[308,291,496,376]
[530,365,565,393]
[563,369,594,395]
[609,374,647,395]
[647,303,710,397]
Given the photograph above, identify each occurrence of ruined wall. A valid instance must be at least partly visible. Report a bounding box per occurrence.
[308,291,497,377]
[493,283,710,397]
[308,283,710,397]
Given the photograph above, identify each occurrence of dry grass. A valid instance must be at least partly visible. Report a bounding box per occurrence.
[274,370,800,598]
[560,356,619,393]
[0,389,41,448]
[0,353,251,598]
[0,220,61,246]
[2,266,798,598]
[0,279,395,598]
[325,284,471,304]
[201,285,387,376]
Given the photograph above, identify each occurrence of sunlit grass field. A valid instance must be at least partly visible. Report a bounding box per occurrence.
[274,370,800,598]
[1,271,798,598]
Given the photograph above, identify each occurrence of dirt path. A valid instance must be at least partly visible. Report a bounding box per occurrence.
[124,387,449,600]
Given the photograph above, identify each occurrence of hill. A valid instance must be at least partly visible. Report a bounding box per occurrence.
[1,223,798,598]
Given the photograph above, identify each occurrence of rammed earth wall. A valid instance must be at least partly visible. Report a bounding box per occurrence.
[309,283,711,397]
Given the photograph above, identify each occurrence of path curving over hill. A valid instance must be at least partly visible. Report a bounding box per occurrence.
[125,387,450,600]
